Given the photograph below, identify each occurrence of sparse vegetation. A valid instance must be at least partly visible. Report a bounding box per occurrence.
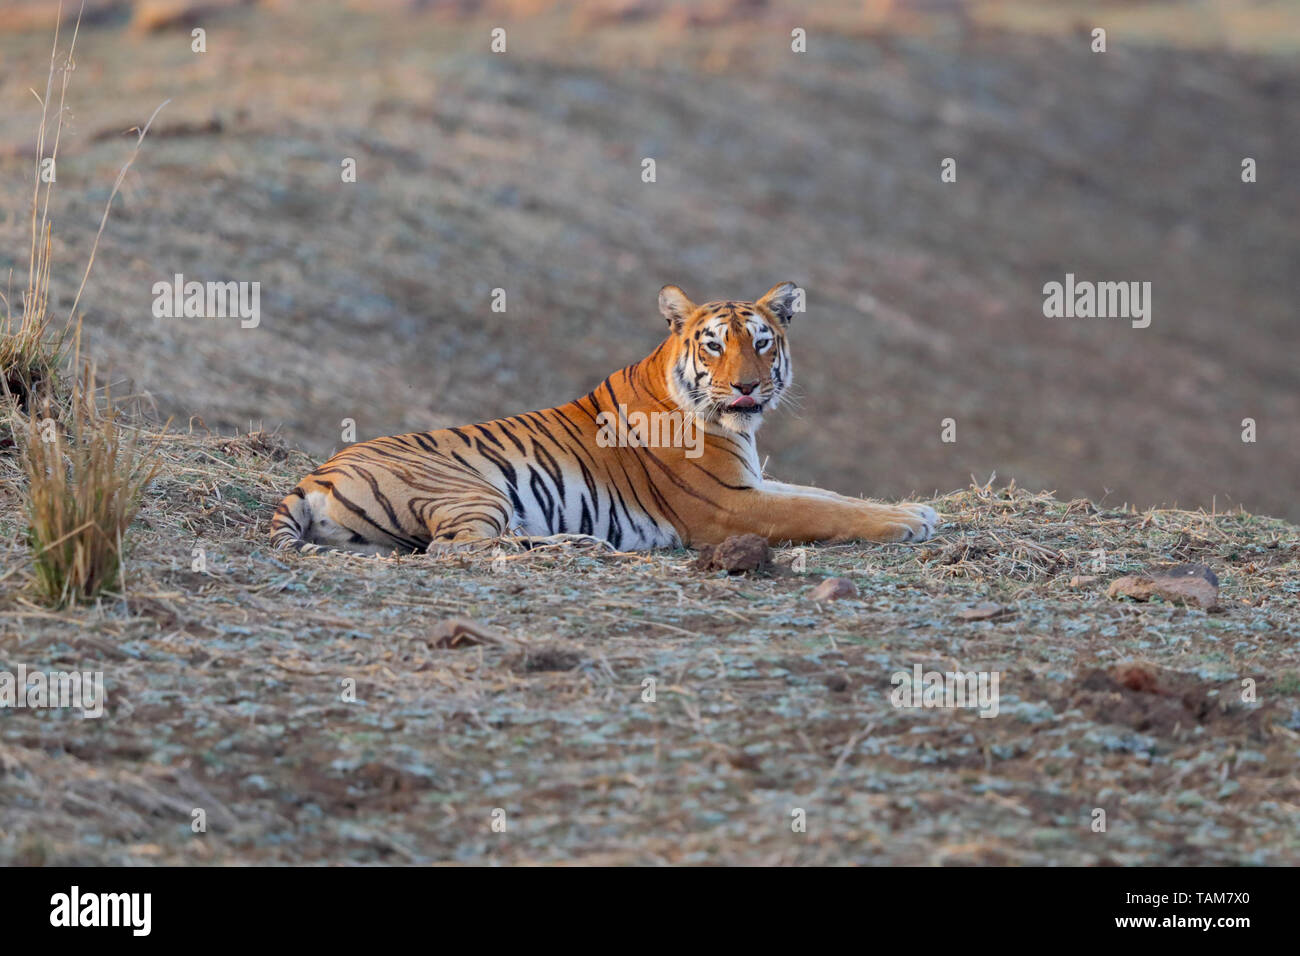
[2,6,167,607]
[0,8,82,410]
[0,0,1296,866]
[16,365,162,607]
[0,440,1297,863]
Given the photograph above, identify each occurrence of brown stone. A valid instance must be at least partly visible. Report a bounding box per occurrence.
[427,617,515,649]
[808,577,859,602]
[1107,563,1219,610]
[956,601,1011,621]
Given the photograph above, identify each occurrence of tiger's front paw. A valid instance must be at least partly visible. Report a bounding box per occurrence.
[867,503,939,543]
[899,503,939,542]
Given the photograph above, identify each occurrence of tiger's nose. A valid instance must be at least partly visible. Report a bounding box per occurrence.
[732,381,759,395]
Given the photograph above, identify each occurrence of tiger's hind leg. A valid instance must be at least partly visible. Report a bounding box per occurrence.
[290,449,517,556]
[506,532,614,552]
[417,482,515,554]
[294,487,422,556]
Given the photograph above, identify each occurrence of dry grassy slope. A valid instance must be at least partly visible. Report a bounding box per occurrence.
[0,3,1297,524]
[0,428,1298,864]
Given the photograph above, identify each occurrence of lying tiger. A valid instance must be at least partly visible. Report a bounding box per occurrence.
[270,282,939,555]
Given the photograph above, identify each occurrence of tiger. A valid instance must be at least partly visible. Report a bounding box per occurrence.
[270,282,940,555]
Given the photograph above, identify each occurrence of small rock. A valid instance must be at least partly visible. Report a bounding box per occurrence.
[956,601,1011,621]
[132,1,214,34]
[516,646,583,673]
[724,749,762,771]
[1115,664,1159,694]
[1107,563,1219,610]
[809,577,858,602]
[427,617,515,649]
[693,533,769,574]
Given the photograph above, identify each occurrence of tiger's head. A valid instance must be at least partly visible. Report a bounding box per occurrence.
[658,281,799,435]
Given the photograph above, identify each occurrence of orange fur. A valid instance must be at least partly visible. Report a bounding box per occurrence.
[271,282,939,554]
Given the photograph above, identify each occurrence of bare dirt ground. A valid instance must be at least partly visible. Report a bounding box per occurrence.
[1,428,1298,864]
[1,2,1298,865]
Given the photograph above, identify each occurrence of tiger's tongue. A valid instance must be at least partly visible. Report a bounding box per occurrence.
[729,396,758,408]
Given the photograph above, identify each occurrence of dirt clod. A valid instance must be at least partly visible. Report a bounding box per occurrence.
[1115,664,1159,694]
[1068,666,1266,739]
[693,534,769,574]
[825,673,851,693]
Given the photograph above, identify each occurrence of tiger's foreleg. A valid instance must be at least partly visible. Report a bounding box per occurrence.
[701,489,938,545]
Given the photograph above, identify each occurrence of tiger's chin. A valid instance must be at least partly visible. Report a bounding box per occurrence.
[716,404,766,435]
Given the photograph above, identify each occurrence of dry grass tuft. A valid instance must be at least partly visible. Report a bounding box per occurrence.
[3,3,166,407]
[16,365,163,607]
[2,4,169,606]
[0,6,84,410]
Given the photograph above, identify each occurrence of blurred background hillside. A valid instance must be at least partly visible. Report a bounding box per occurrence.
[1,0,1296,518]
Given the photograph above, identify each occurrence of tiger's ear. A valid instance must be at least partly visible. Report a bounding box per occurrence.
[658,285,696,333]
[757,281,801,326]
